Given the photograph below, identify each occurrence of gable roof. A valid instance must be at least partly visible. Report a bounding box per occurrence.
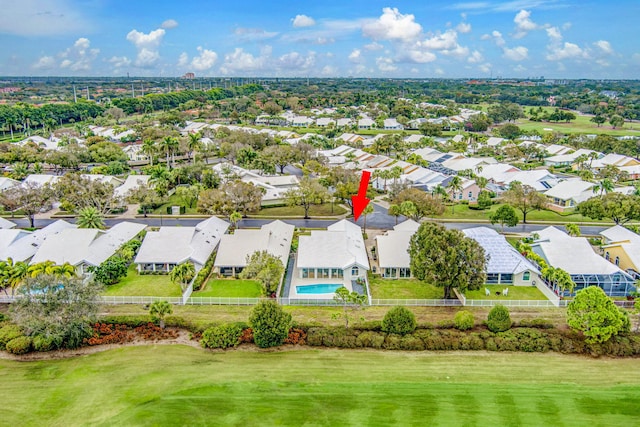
[375,220,420,269]
[297,219,369,270]
[544,179,594,202]
[0,220,76,262]
[0,217,16,229]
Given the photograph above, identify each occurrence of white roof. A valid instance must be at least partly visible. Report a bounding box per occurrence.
[544,179,594,202]
[114,175,151,198]
[375,220,420,268]
[18,135,60,150]
[600,225,640,244]
[84,222,146,266]
[545,144,573,156]
[0,220,76,262]
[80,174,123,187]
[544,148,598,165]
[30,228,102,266]
[23,174,61,187]
[485,137,505,147]
[620,164,640,175]
[590,153,636,168]
[135,216,229,267]
[316,118,335,126]
[0,177,20,192]
[462,227,539,275]
[442,157,496,172]
[297,220,369,270]
[533,226,631,276]
[404,134,423,143]
[0,217,16,229]
[214,220,294,268]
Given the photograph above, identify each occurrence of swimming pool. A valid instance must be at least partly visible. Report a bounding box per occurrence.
[296,284,343,295]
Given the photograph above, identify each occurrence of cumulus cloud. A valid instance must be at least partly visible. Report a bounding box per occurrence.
[513,10,539,38]
[219,48,268,74]
[503,46,528,61]
[177,52,189,67]
[364,42,384,51]
[321,65,337,75]
[545,26,562,43]
[108,56,131,69]
[190,47,218,71]
[456,22,472,33]
[594,40,613,55]
[419,30,459,50]
[161,19,179,29]
[363,7,422,42]
[376,56,397,72]
[33,55,55,70]
[292,14,316,28]
[348,49,363,63]
[545,27,589,61]
[58,37,100,71]
[468,50,484,63]
[126,28,166,68]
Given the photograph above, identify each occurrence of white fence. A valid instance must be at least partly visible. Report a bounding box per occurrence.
[100,296,183,304]
[371,299,462,306]
[463,299,558,307]
[189,297,262,305]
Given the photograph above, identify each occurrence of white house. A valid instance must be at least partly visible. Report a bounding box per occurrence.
[375,220,420,278]
[544,179,595,211]
[23,174,61,187]
[531,226,636,296]
[213,220,294,277]
[358,118,375,130]
[0,177,20,192]
[123,144,150,163]
[462,227,541,286]
[544,149,598,167]
[383,118,404,130]
[134,216,229,273]
[17,135,61,150]
[30,222,146,275]
[296,219,369,283]
[0,220,76,263]
[336,118,353,128]
[316,118,335,127]
[291,116,314,127]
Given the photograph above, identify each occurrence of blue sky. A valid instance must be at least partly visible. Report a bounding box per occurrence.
[1,0,639,78]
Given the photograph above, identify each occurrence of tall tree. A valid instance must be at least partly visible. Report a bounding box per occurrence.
[0,181,53,228]
[502,181,548,224]
[76,206,105,229]
[332,287,367,328]
[170,262,196,291]
[388,204,402,225]
[284,176,328,219]
[446,176,463,214]
[409,222,486,299]
[567,286,626,344]
[577,193,640,225]
[394,188,444,221]
[489,204,519,232]
[240,250,284,296]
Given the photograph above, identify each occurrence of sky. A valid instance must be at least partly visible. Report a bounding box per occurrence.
[1,0,639,79]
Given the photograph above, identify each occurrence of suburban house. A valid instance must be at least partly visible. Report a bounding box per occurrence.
[0,217,16,229]
[336,118,353,128]
[544,148,598,167]
[17,135,61,150]
[449,178,482,202]
[0,177,20,192]
[134,216,229,273]
[544,144,573,156]
[296,219,369,283]
[336,133,365,145]
[530,226,636,296]
[23,174,61,187]
[589,153,639,170]
[316,118,335,127]
[88,125,136,141]
[81,174,124,188]
[383,118,404,130]
[357,118,375,130]
[375,219,420,278]
[484,137,505,147]
[29,222,146,275]
[600,225,640,279]
[123,144,150,163]
[113,175,152,199]
[291,116,314,127]
[543,179,595,211]
[180,121,210,135]
[213,220,294,277]
[0,220,76,263]
[620,164,640,180]
[462,227,541,286]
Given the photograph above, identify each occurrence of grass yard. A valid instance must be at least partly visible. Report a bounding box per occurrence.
[152,193,199,215]
[194,278,262,297]
[369,276,444,299]
[257,203,348,217]
[439,203,609,224]
[464,284,548,300]
[1,346,639,426]
[515,115,640,136]
[101,265,182,297]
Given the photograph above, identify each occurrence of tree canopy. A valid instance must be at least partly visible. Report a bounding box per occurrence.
[408,222,486,299]
[567,286,627,344]
[577,193,640,225]
[502,181,547,224]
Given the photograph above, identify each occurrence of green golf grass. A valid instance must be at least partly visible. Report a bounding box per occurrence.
[1,346,638,426]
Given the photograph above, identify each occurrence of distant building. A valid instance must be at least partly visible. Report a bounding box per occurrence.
[182,72,195,79]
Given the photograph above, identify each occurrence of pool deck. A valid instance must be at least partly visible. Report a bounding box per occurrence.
[288,277,353,299]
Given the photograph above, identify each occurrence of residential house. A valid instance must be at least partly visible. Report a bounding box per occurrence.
[449,178,482,202]
[180,121,210,135]
[134,216,229,273]
[17,135,61,150]
[462,227,541,286]
[291,116,315,127]
[0,217,16,229]
[358,118,375,130]
[336,118,353,128]
[404,134,424,145]
[544,144,573,156]
[23,174,61,187]
[316,118,335,127]
[590,153,640,170]
[484,137,505,147]
[620,164,640,180]
[296,219,369,284]
[123,144,150,163]
[30,222,146,275]
[531,226,636,296]
[213,220,294,277]
[600,225,640,279]
[544,179,595,211]
[544,148,598,167]
[0,177,20,192]
[336,133,365,145]
[406,118,427,129]
[383,118,404,130]
[0,220,76,263]
[375,220,420,278]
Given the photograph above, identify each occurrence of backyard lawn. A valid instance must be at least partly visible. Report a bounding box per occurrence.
[194,278,262,297]
[257,203,348,217]
[101,265,182,297]
[369,276,443,299]
[152,193,199,215]
[439,203,609,224]
[464,284,548,300]
[1,346,639,426]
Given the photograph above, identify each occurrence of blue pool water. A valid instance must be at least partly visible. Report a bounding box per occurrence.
[296,284,343,295]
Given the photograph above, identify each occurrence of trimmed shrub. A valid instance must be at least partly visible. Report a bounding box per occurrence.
[355,331,385,348]
[487,305,512,332]
[6,336,32,355]
[381,306,417,335]
[517,318,554,329]
[0,324,23,351]
[201,323,244,349]
[32,335,57,352]
[454,310,475,331]
[0,313,7,322]
[249,300,292,348]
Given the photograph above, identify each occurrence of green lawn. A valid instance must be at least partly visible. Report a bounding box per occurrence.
[194,278,262,297]
[257,203,348,217]
[152,193,199,215]
[369,276,443,299]
[439,203,609,224]
[1,346,639,426]
[102,265,182,297]
[515,115,640,136]
[465,284,548,300]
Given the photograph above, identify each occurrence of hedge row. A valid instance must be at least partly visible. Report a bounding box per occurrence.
[305,326,640,357]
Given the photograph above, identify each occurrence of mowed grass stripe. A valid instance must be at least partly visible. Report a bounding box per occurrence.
[1,346,639,426]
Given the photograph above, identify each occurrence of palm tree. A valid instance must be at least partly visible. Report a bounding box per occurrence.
[53,262,77,278]
[28,260,57,278]
[446,176,463,214]
[76,206,105,229]
[149,300,173,329]
[361,203,375,234]
[141,139,157,166]
[187,132,202,165]
[6,258,28,296]
[170,262,196,291]
[388,204,402,225]
[160,136,179,169]
[400,200,418,221]
[592,178,614,196]
[565,224,581,237]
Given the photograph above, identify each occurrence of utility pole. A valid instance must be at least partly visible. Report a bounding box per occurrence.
[73,85,77,103]
[132,83,135,98]
[86,86,89,100]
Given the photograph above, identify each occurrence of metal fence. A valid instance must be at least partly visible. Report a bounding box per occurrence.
[371,299,462,306]
[463,299,558,307]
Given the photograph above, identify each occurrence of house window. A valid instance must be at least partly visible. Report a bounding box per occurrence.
[468,191,473,198]
[331,268,343,278]
[302,268,309,279]
[605,252,610,261]
[319,268,330,279]
[351,266,359,277]
[399,268,411,278]
[615,256,620,266]
[500,273,513,284]
[308,269,316,279]
[523,271,531,281]
[458,193,463,200]
[486,273,500,284]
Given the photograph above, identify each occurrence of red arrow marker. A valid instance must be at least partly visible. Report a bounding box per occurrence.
[351,170,371,221]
